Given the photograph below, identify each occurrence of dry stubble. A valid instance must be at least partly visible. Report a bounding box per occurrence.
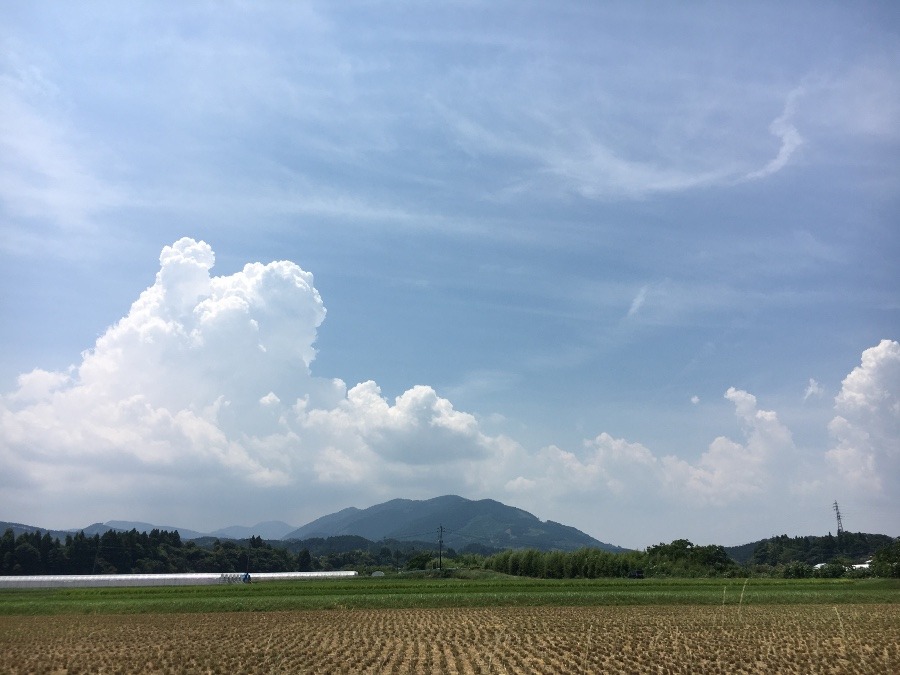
[1,604,898,674]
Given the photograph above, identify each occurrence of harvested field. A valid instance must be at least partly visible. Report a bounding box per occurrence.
[1,604,898,674]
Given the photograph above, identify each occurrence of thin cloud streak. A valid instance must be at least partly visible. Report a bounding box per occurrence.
[743,88,805,181]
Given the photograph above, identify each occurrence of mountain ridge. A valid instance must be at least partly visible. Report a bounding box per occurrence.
[283,495,626,552]
[3,510,896,566]
[2,495,625,552]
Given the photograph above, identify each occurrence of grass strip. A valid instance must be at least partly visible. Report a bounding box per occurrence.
[1,576,898,616]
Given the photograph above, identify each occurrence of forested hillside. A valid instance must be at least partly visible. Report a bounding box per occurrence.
[0,528,485,576]
[3,527,897,578]
[284,495,624,552]
[748,532,894,566]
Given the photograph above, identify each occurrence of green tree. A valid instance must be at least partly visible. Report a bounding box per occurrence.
[815,561,846,578]
[782,561,814,579]
[14,542,42,574]
[544,551,565,579]
[0,529,15,574]
[69,532,98,573]
[406,552,433,570]
[871,540,900,578]
[297,549,312,572]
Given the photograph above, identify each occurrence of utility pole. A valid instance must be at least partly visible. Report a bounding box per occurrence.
[833,501,844,535]
[245,538,251,583]
[438,525,444,571]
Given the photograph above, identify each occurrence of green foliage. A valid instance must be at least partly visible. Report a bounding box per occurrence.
[481,540,740,580]
[871,539,900,578]
[723,540,763,565]
[781,561,814,579]
[0,528,318,576]
[5,526,895,583]
[749,532,893,566]
[405,552,435,570]
[296,549,312,572]
[13,543,42,574]
[815,562,848,579]
[0,527,463,576]
[645,540,735,577]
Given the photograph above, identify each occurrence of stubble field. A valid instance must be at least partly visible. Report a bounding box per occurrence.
[2,578,898,674]
[2,603,899,674]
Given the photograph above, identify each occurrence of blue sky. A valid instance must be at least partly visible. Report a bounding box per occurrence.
[1,2,898,549]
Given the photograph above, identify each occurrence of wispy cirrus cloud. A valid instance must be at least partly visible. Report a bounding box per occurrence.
[743,88,804,181]
[0,51,126,251]
[803,378,824,401]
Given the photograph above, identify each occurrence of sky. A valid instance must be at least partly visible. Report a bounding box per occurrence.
[1,2,898,550]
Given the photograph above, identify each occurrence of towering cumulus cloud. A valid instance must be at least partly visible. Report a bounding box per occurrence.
[0,239,517,523]
[827,339,900,493]
[1,239,896,541]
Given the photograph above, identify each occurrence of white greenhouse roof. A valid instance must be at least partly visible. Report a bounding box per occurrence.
[0,570,357,588]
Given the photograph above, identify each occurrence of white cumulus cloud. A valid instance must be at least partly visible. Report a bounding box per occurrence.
[1,238,896,545]
[826,339,900,494]
[0,238,519,525]
[660,387,794,505]
[517,388,795,513]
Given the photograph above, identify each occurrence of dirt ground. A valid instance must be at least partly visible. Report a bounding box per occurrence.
[1,604,898,674]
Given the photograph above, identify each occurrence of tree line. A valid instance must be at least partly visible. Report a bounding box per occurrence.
[480,537,898,579]
[479,536,900,580]
[482,539,735,578]
[747,531,893,566]
[3,527,897,578]
[0,528,427,576]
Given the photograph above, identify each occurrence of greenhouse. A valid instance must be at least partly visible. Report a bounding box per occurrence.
[0,570,357,588]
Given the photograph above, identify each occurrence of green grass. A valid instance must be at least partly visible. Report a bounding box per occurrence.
[1,576,897,616]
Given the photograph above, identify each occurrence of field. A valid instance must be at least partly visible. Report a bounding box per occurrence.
[2,577,898,674]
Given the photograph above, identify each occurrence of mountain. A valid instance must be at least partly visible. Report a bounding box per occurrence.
[284,495,627,552]
[211,521,296,540]
[2,519,296,542]
[724,539,765,565]
[103,520,209,540]
[0,521,75,542]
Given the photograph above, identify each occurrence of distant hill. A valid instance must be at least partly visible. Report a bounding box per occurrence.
[724,540,764,565]
[211,521,296,540]
[0,521,74,542]
[744,532,896,566]
[76,521,295,541]
[103,521,209,540]
[5,514,896,563]
[2,520,214,541]
[284,495,627,553]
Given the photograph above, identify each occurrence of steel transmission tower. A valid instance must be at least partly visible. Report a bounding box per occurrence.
[833,501,844,535]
